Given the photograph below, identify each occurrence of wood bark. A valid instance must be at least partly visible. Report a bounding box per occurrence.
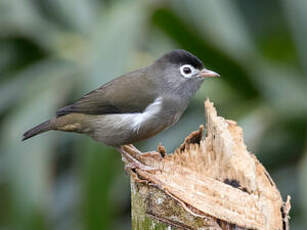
[122,99,291,230]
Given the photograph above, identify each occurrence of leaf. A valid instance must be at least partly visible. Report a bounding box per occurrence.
[0,0,62,51]
[282,0,307,73]
[0,82,69,229]
[88,1,148,89]
[0,59,77,113]
[299,144,307,226]
[39,0,99,33]
[170,0,256,60]
[151,6,260,100]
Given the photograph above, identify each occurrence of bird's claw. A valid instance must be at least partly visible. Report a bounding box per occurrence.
[118,145,160,173]
[124,161,159,173]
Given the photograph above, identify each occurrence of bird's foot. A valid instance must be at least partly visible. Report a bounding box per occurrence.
[124,161,158,173]
[117,145,161,173]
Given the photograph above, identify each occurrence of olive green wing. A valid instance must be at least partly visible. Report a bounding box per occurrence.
[56,70,157,117]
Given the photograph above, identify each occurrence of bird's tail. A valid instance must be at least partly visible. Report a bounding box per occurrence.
[22,120,52,141]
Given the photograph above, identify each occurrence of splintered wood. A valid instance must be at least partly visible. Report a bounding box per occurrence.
[125,99,290,230]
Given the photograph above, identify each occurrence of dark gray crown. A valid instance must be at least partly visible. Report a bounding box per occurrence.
[160,49,204,70]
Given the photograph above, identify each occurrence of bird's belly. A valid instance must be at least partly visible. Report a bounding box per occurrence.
[88,111,180,146]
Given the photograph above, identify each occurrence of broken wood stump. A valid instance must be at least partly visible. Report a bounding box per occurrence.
[121,99,291,230]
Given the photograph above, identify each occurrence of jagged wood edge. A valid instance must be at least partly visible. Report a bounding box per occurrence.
[129,127,255,230]
[125,99,291,230]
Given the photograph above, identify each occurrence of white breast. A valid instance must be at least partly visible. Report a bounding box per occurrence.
[131,97,163,133]
[93,97,163,133]
[88,96,174,145]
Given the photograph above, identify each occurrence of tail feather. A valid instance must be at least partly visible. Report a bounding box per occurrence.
[22,120,52,141]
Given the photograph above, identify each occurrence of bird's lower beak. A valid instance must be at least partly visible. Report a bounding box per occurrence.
[199,68,220,78]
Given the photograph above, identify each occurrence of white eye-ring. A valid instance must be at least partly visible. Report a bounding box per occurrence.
[180,64,197,78]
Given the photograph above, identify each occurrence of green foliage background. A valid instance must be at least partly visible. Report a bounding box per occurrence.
[0,0,306,229]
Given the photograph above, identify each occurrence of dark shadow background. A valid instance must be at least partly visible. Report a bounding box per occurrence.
[0,0,306,229]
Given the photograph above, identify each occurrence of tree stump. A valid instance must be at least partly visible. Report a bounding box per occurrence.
[121,99,291,230]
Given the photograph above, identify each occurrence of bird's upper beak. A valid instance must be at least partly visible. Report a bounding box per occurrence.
[198,68,220,78]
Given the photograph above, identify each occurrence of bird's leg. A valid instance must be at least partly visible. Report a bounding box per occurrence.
[117,145,160,172]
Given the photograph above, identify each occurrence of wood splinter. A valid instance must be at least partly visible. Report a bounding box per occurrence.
[120,99,291,230]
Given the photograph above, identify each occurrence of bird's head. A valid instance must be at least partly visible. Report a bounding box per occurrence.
[155,49,219,79]
[152,49,220,95]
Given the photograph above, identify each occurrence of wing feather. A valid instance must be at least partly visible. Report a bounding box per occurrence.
[56,69,157,117]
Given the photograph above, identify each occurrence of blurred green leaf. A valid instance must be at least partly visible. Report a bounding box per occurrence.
[151,6,260,100]
[282,0,307,73]
[88,1,148,89]
[1,88,62,230]
[299,143,307,227]
[36,0,98,34]
[0,59,77,113]
[0,0,61,50]
[251,62,307,118]
[81,141,122,230]
[170,0,256,60]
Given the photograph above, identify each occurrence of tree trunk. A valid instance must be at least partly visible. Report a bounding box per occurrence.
[121,99,291,230]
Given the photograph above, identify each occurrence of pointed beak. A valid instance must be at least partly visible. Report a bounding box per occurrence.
[198,68,220,78]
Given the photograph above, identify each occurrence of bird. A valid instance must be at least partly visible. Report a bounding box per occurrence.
[22,49,220,147]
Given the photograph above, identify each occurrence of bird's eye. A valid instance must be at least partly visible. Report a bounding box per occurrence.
[183,66,191,74]
[180,64,195,78]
